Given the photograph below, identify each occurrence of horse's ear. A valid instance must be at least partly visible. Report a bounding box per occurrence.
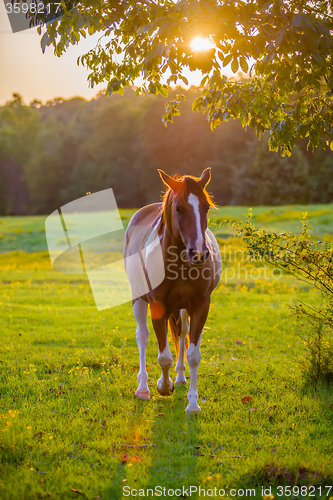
[158,169,182,191]
[198,167,211,189]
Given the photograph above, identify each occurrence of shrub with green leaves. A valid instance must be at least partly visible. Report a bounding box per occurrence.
[299,321,333,383]
[231,210,333,382]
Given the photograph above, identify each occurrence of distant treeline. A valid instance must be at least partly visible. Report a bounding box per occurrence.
[1,89,333,215]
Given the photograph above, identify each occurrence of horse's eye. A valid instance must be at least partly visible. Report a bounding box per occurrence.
[175,206,183,214]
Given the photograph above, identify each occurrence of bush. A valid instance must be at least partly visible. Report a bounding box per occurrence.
[231,210,333,382]
[299,321,333,383]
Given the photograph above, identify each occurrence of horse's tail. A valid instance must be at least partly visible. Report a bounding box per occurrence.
[168,310,190,361]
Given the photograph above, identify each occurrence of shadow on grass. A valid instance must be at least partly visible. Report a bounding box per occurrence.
[101,384,200,499]
[144,385,200,494]
[101,397,149,500]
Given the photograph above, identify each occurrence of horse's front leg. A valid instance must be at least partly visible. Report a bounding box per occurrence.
[186,299,210,413]
[133,298,150,400]
[152,315,174,396]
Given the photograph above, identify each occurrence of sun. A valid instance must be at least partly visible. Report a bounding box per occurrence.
[190,36,214,52]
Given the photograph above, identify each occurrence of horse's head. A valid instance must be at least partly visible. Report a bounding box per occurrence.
[158,168,215,267]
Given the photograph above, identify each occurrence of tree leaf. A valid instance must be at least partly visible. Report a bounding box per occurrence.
[159,86,168,97]
[222,53,233,67]
[240,57,248,73]
[231,58,239,73]
[328,73,333,90]
[292,14,302,27]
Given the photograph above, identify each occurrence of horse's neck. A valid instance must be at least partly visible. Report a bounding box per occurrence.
[161,223,185,256]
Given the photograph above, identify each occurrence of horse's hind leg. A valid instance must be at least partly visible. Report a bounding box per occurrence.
[175,309,189,386]
[133,298,150,400]
[152,316,174,396]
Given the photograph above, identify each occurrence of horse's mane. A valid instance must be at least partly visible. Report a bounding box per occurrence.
[157,173,217,234]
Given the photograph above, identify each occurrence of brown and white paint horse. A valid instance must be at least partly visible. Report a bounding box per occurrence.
[124,168,221,413]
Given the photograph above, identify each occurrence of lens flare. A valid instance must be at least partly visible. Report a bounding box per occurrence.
[190,36,214,52]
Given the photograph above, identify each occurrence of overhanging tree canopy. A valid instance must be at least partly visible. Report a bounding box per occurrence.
[37,0,333,155]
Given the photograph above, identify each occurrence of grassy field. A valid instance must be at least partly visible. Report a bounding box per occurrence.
[0,206,332,499]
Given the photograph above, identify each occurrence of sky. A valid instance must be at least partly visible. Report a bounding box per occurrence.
[0,3,107,105]
[0,4,206,106]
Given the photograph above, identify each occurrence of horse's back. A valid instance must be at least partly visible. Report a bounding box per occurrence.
[206,228,222,289]
[124,203,162,258]
[128,203,162,229]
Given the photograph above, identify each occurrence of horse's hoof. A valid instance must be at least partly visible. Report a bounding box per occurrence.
[136,389,150,400]
[156,381,174,396]
[185,404,201,414]
[175,378,187,387]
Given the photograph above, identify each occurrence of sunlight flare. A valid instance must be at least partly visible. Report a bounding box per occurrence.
[190,36,214,52]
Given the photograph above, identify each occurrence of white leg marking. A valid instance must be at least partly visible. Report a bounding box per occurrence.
[133,299,150,400]
[186,339,202,413]
[188,193,203,254]
[176,309,189,386]
[157,344,174,395]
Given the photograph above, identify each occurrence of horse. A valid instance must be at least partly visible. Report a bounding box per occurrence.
[123,168,221,413]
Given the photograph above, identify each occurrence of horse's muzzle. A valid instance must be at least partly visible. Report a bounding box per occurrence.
[187,248,209,267]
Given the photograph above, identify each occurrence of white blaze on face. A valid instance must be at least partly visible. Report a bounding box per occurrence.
[188,193,204,254]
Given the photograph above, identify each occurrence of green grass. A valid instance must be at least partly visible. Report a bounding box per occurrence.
[0,207,333,499]
[2,204,333,253]
[210,204,333,239]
